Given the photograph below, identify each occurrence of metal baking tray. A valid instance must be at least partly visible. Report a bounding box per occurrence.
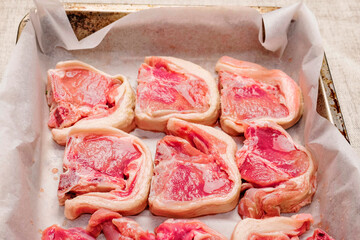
[16,3,349,142]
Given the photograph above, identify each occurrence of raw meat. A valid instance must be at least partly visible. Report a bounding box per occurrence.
[215,56,303,135]
[306,229,335,240]
[149,118,241,217]
[86,209,225,240]
[47,60,135,145]
[58,126,153,219]
[155,219,226,240]
[231,213,313,240]
[237,121,317,219]
[135,56,220,132]
[86,209,155,239]
[41,225,95,240]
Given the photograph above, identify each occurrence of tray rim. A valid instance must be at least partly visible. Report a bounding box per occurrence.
[15,3,349,142]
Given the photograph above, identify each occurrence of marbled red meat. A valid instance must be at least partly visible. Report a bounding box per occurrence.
[306,229,335,240]
[219,71,289,120]
[135,56,219,131]
[86,209,155,240]
[47,61,135,145]
[137,59,208,113]
[149,118,241,218]
[58,135,141,199]
[48,68,119,128]
[231,214,313,240]
[42,225,95,240]
[154,136,233,202]
[237,121,316,219]
[239,124,309,187]
[215,56,303,135]
[86,209,225,240]
[155,219,226,240]
[58,126,153,220]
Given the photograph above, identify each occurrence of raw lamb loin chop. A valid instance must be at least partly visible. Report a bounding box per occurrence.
[86,209,225,240]
[231,213,313,240]
[155,219,226,240]
[306,229,335,240]
[215,56,303,135]
[86,209,155,239]
[42,225,95,240]
[135,56,220,132]
[149,118,241,218]
[57,126,153,220]
[47,60,135,145]
[237,121,317,219]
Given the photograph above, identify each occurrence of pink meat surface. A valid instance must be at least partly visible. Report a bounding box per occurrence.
[220,71,289,120]
[232,213,313,240]
[155,219,226,240]
[47,67,121,128]
[236,121,316,219]
[42,225,95,240]
[247,235,291,240]
[149,118,240,218]
[136,57,209,114]
[58,134,142,203]
[87,209,155,240]
[153,123,233,202]
[86,209,225,240]
[238,124,309,187]
[306,229,335,240]
[216,56,303,134]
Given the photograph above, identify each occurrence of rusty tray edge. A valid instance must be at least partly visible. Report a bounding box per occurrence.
[16,3,350,142]
[319,54,349,141]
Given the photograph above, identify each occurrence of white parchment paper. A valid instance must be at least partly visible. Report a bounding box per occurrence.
[0,0,359,239]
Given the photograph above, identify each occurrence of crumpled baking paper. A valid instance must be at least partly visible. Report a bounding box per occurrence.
[0,0,359,239]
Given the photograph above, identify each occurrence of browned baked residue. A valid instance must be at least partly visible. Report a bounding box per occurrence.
[40,188,44,192]
[38,229,42,234]
[30,219,34,225]
[52,168,58,174]
[54,176,59,181]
